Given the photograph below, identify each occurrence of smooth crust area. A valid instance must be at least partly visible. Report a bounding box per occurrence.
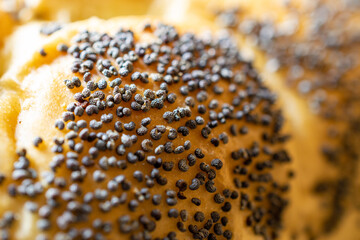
[0,10,16,75]
[9,0,155,22]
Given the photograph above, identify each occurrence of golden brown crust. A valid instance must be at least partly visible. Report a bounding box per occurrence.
[30,0,154,21]
[2,0,158,22]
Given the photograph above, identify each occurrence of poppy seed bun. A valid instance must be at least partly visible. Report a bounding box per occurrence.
[0,17,292,240]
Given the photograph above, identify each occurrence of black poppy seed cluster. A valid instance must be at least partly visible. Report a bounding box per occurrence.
[0,20,292,240]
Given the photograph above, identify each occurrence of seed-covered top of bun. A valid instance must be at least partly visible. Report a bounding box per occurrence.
[0,18,291,240]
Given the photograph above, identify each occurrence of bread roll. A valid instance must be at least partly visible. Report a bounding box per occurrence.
[0,17,293,240]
